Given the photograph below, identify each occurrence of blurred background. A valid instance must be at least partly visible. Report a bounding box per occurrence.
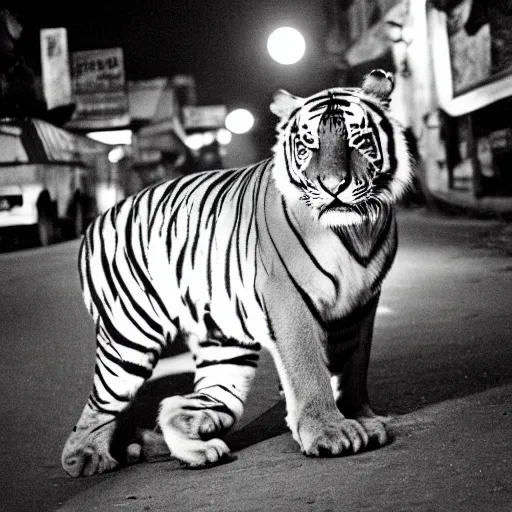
[1,0,511,249]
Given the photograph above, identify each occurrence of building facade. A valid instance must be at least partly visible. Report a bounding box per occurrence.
[324,0,512,215]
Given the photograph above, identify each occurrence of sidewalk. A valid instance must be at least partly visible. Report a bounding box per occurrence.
[428,189,512,220]
[58,384,512,512]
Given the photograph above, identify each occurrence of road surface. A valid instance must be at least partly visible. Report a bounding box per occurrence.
[1,208,511,511]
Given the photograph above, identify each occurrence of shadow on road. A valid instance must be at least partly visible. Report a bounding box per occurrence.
[110,371,289,464]
[109,337,512,466]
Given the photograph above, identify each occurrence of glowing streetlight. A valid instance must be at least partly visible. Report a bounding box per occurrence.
[267,27,306,65]
[225,109,254,134]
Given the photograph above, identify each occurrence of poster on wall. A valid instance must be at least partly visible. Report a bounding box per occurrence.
[40,28,72,111]
[66,47,130,130]
[440,0,512,96]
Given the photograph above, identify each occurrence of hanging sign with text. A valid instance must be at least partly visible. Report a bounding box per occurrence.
[67,47,130,130]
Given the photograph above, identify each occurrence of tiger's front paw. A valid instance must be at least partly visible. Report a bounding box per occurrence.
[298,411,372,457]
[158,395,235,467]
[354,405,389,448]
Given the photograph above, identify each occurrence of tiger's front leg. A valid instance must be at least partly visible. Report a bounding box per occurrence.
[157,338,259,466]
[265,280,371,457]
[326,295,388,449]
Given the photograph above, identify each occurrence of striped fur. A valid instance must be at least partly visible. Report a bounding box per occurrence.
[62,70,412,476]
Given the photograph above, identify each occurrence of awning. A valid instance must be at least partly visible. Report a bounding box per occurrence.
[0,118,108,165]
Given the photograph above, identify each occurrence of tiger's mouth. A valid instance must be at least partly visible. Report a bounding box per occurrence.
[319,196,370,217]
[319,198,357,217]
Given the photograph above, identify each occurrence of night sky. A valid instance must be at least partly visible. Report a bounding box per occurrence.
[8,0,336,153]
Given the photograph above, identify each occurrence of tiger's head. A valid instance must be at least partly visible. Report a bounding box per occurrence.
[271,70,413,226]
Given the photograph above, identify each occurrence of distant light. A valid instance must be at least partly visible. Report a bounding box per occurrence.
[225,109,254,134]
[185,133,204,150]
[108,146,125,163]
[87,129,132,145]
[217,128,232,145]
[203,131,215,146]
[95,183,119,213]
[267,27,306,65]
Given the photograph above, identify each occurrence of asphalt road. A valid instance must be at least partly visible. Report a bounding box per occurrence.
[1,207,511,511]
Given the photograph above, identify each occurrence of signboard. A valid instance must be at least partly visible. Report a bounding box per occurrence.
[67,48,130,130]
[182,105,227,130]
[40,28,72,110]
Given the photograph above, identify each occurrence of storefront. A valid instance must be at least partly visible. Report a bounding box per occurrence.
[428,0,512,199]
[326,0,512,213]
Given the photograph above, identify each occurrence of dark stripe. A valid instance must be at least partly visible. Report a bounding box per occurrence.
[281,197,339,294]
[225,171,253,297]
[95,364,130,403]
[139,220,149,270]
[264,205,326,329]
[371,216,398,292]
[235,296,254,341]
[252,162,269,311]
[111,259,163,341]
[198,340,222,348]
[245,161,268,257]
[205,170,245,225]
[261,298,276,342]
[84,253,159,365]
[198,384,245,405]
[148,177,194,232]
[98,216,118,303]
[188,393,220,404]
[88,395,108,413]
[220,338,261,349]
[78,237,86,292]
[283,121,303,188]
[123,216,170,318]
[97,356,119,377]
[233,170,255,288]
[183,288,198,322]
[196,353,259,369]
[361,101,398,175]
[116,294,162,346]
[175,215,190,286]
[97,339,152,379]
[182,402,237,422]
[203,170,252,296]
[91,385,111,405]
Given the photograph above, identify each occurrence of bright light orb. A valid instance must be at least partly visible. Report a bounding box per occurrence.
[108,146,125,163]
[185,133,204,150]
[225,109,254,134]
[217,128,232,145]
[267,27,305,65]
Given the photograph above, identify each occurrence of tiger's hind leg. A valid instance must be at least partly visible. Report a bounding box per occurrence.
[62,317,163,477]
[157,338,260,467]
[327,295,388,450]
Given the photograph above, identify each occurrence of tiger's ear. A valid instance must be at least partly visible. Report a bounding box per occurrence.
[361,69,394,106]
[270,89,303,119]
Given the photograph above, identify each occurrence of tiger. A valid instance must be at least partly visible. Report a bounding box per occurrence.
[62,69,412,477]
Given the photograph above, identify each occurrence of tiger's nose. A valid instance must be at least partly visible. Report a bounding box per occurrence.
[318,171,351,197]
